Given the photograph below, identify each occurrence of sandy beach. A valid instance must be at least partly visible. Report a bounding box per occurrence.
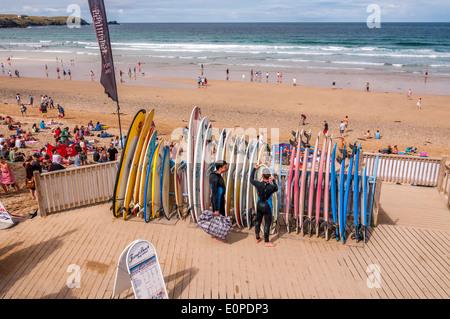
[0,74,449,217]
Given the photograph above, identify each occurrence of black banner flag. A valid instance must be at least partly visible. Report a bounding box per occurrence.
[88,0,118,102]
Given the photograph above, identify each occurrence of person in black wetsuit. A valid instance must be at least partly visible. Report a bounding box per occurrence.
[209,160,228,243]
[250,164,278,247]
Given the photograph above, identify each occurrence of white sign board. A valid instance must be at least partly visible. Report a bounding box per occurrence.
[112,239,168,299]
[0,201,17,230]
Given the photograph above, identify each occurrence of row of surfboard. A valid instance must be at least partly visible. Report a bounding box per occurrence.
[111,109,176,222]
[112,107,376,243]
[185,106,276,229]
[285,129,376,243]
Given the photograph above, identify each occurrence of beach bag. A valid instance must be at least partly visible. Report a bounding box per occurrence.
[197,210,232,240]
[25,177,35,189]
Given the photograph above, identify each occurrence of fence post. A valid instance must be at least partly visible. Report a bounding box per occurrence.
[371,177,382,227]
[33,170,47,217]
[436,156,446,193]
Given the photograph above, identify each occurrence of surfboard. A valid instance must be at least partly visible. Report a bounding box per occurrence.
[352,143,361,241]
[200,123,213,214]
[306,132,320,236]
[143,142,160,223]
[298,142,309,234]
[322,134,333,239]
[193,116,209,222]
[240,138,252,227]
[160,145,171,220]
[292,129,304,232]
[225,136,238,218]
[330,142,338,240]
[234,136,245,227]
[133,122,154,215]
[342,144,354,244]
[187,106,201,221]
[314,133,328,237]
[338,145,346,241]
[174,146,187,219]
[112,109,146,218]
[246,139,259,229]
[135,130,157,216]
[152,139,164,218]
[285,144,296,230]
[362,165,368,242]
[216,129,225,162]
[123,110,154,219]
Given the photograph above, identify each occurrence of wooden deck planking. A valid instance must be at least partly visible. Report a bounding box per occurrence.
[1,181,449,300]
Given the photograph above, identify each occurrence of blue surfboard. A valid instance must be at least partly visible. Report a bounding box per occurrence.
[353,143,361,241]
[342,144,355,244]
[160,145,171,220]
[143,143,160,223]
[338,145,346,242]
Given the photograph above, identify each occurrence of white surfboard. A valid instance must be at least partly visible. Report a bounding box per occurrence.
[193,116,209,222]
[187,106,201,221]
[200,123,213,213]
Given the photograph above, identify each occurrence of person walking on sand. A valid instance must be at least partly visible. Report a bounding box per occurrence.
[0,155,20,194]
[301,114,306,126]
[417,98,422,110]
[323,121,328,135]
[209,160,229,243]
[407,89,412,100]
[339,121,346,137]
[90,70,95,81]
[250,164,278,247]
[366,82,370,92]
[343,115,349,133]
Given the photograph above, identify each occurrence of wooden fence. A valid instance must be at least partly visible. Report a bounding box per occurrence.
[363,153,446,187]
[34,161,118,217]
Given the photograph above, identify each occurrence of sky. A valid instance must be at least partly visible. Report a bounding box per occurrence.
[2,0,450,23]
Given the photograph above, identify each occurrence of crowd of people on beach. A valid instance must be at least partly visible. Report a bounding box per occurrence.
[0,91,122,201]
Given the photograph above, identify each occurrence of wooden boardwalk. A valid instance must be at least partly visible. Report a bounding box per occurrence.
[0,183,448,299]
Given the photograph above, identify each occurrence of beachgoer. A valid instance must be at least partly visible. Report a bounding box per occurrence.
[375,130,381,139]
[209,160,228,243]
[23,156,37,200]
[323,121,328,135]
[343,116,349,132]
[107,143,118,161]
[301,114,306,125]
[90,70,95,81]
[417,98,422,110]
[99,149,108,163]
[16,93,20,105]
[407,89,412,100]
[332,81,336,88]
[20,104,27,117]
[250,164,278,247]
[365,130,371,139]
[58,104,65,118]
[339,121,346,136]
[366,82,370,92]
[40,102,47,117]
[0,155,20,194]
[29,95,33,107]
[293,77,296,86]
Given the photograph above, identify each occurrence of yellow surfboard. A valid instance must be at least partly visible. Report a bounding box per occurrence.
[112,109,146,217]
[132,124,154,214]
[136,130,157,217]
[123,110,154,219]
[152,139,164,218]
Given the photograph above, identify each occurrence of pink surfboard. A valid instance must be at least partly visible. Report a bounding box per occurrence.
[298,130,310,234]
[285,145,296,229]
[323,134,333,240]
[307,132,320,236]
[293,129,303,223]
[315,133,328,237]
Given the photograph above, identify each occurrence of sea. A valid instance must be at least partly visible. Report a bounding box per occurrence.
[1,23,450,93]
